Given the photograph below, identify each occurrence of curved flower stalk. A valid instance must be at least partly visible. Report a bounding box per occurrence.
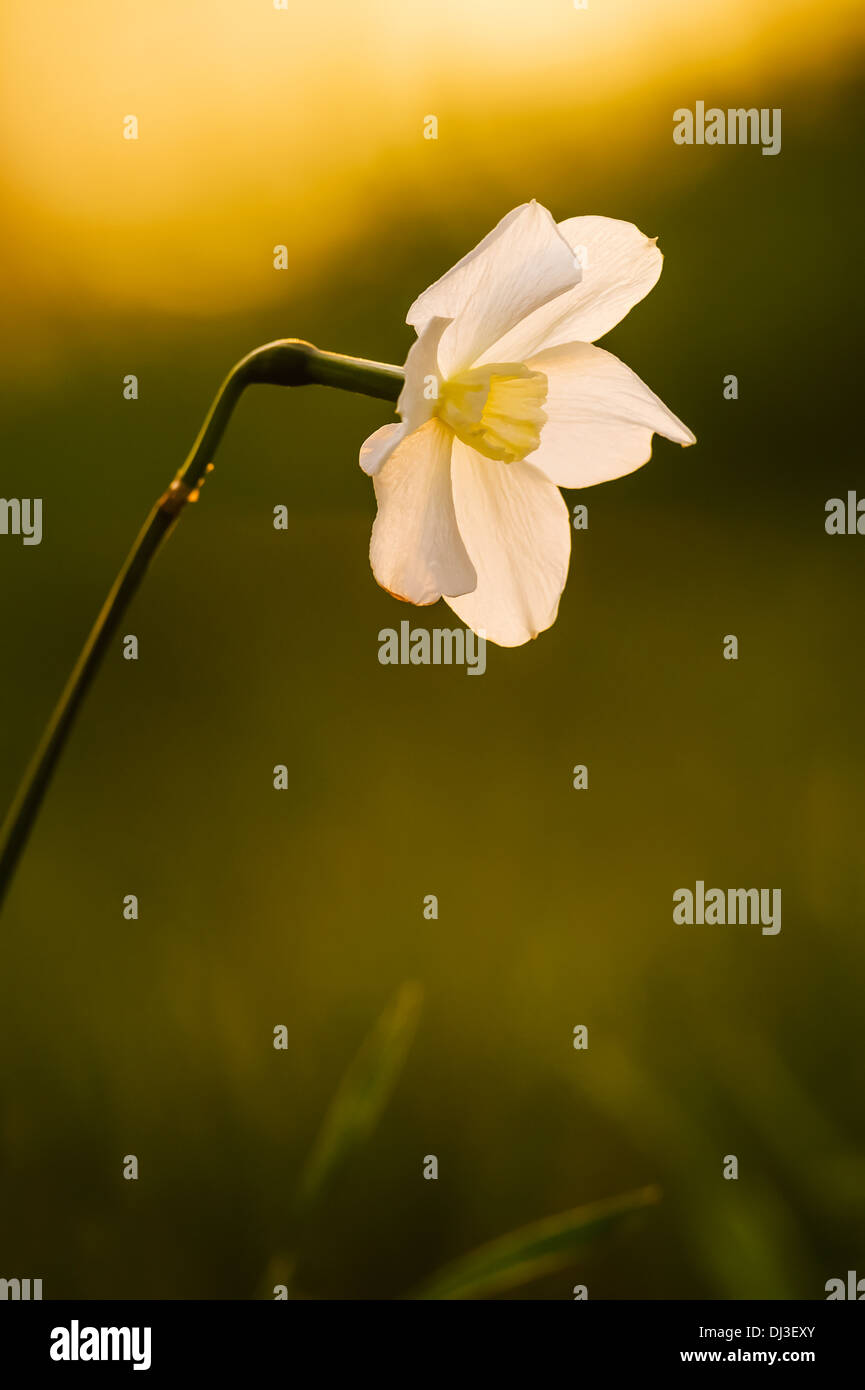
[361,201,695,647]
[0,342,403,911]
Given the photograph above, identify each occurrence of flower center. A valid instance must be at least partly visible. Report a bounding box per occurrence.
[436,363,548,464]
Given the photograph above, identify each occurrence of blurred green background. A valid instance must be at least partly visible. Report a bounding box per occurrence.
[1,0,864,1298]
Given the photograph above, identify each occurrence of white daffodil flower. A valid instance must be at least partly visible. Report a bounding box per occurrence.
[360,200,695,647]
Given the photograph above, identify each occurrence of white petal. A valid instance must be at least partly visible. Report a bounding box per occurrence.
[523,341,695,489]
[370,419,476,605]
[480,216,664,363]
[407,202,580,380]
[359,315,451,476]
[444,440,571,647]
[360,422,404,477]
[408,204,530,327]
[396,314,450,431]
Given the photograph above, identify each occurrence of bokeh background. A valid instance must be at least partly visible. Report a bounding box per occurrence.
[1,0,864,1299]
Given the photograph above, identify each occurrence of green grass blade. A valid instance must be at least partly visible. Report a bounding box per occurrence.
[411,1184,661,1300]
[297,981,423,1210]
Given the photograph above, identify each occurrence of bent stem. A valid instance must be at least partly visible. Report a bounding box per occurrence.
[0,340,403,913]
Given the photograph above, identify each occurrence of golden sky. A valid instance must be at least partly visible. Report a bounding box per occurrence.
[1,0,862,328]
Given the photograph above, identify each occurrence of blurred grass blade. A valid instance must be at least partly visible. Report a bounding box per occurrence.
[411,1184,661,1300]
[297,981,423,1210]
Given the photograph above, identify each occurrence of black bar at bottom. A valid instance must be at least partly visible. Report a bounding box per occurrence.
[0,1299,861,1377]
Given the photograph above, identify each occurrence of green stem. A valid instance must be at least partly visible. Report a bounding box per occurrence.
[0,340,403,912]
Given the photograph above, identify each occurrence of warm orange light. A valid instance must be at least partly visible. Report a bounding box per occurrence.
[1,0,862,329]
